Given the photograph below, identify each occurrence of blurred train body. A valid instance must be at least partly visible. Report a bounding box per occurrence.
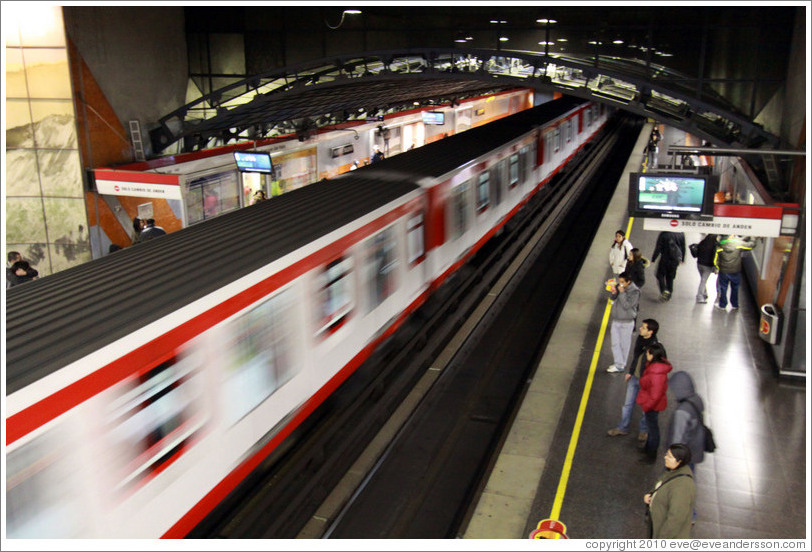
[5,97,609,538]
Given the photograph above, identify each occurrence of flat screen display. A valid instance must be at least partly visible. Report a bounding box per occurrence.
[629,173,715,219]
[234,151,273,173]
[422,111,445,125]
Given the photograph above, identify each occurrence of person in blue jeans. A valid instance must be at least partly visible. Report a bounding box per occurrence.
[714,235,755,311]
[607,319,664,442]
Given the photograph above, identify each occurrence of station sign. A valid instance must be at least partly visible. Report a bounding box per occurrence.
[94,169,182,200]
[642,216,782,237]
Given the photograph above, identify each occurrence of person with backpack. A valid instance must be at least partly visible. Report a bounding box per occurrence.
[651,231,686,301]
[714,234,756,311]
[667,371,708,468]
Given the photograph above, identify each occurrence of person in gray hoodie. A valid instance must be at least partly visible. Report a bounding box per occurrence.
[667,371,706,467]
[607,271,640,372]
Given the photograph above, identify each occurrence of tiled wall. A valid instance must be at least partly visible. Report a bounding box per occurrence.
[5,5,90,277]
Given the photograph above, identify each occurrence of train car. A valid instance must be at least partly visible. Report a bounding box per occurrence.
[5,96,609,539]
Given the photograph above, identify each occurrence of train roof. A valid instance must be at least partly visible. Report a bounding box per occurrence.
[6,176,420,394]
[5,95,587,395]
[355,95,585,182]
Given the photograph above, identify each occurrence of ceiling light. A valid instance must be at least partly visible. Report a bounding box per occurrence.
[344,9,362,15]
[536,18,557,24]
[490,20,499,24]
[538,41,554,46]
[465,36,473,40]
[499,37,509,42]
[557,38,568,42]
[613,39,624,44]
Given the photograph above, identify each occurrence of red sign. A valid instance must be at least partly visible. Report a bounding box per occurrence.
[760,319,770,335]
[670,219,679,227]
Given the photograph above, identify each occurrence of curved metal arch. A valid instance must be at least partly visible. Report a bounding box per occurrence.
[150,47,781,155]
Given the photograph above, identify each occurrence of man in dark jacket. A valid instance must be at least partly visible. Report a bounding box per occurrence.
[139,219,167,241]
[714,234,755,311]
[651,231,686,301]
[694,234,718,303]
[607,319,664,443]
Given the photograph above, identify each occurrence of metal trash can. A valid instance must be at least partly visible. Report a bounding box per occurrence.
[759,303,783,344]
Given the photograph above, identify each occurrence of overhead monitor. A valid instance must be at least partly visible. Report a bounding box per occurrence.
[628,173,716,219]
[234,151,273,174]
[422,111,445,125]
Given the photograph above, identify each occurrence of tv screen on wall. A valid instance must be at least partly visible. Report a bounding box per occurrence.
[422,111,445,125]
[234,151,273,173]
[628,173,715,219]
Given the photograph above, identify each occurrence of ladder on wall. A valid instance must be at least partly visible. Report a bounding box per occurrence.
[129,120,146,161]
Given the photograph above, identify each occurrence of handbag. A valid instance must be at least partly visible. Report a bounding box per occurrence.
[689,243,699,258]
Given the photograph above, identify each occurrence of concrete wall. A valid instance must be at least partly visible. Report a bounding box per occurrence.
[63,6,188,152]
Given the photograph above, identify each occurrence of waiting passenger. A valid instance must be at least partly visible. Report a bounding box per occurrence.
[643,443,695,538]
[636,343,673,463]
[625,247,648,289]
[651,231,685,302]
[606,272,639,374]
[132,217,146,244]
[251,190,267,204]
[8,260,39,287]
[609,229,633,277]
[139,219,167,241]
[371,145,385,164]
[7,251,22,288]
[714,234,755,311]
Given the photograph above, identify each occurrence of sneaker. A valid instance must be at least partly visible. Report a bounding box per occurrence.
[714,303,726,311]
[697,298,707,304]
[607,428,629,436]
[731,306,739,311]
[606,364,623,373]
[637,431,648,442]
[663,290,672,300]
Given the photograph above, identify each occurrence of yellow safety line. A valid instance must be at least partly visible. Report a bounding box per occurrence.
[549,216,635,521]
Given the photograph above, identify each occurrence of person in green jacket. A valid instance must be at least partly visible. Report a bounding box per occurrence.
[643,443,696,538]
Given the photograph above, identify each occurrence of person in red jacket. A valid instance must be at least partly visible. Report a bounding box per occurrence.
[636,342,673,463]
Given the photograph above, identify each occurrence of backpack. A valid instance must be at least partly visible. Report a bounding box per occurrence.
[685,401,716,453]
[667,236,683,263]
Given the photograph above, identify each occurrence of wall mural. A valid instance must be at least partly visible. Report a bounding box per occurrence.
[5,5,90,279]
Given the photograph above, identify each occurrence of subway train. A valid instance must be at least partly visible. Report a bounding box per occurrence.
[5,96,609,538]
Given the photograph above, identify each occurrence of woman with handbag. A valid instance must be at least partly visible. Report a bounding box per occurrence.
[643,443,696,538]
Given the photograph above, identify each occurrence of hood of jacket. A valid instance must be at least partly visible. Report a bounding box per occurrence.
[670,370,705,412]
[646,359,673,377]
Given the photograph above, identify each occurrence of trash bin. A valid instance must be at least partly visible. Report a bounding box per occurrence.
[759,303,783,344]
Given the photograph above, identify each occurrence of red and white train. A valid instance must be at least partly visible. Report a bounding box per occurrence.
[5,96,608,538]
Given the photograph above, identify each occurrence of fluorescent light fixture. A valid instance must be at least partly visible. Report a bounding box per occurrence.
[344,9,362,14]
[499,36,509,41]
[557,38,568,42]
[536,18,557,24]
[613,39,624,44]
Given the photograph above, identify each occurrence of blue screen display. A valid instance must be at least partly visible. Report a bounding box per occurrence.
[234,151,273,173]
[422,111,445,125]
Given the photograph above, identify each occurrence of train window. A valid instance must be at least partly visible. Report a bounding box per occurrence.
[565,120,572,142]
[365,227,399,311]
[476,172,490,212]
[585,108,592,128]
[450,181,470,240]
[317,256,354,335]
[508,154,519,188]
[223,289,298,425]
[407,212,425,264]
[186,171,241,225]
[105,356,207,495]
[554,128,561,153]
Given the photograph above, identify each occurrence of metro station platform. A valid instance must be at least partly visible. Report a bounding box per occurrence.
[462,124,808,540]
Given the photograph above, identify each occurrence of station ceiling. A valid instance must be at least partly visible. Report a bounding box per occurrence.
[151,6,799,156]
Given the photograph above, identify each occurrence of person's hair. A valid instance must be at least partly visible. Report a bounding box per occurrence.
[8,251,22,264]
[615,229,625,238]
[132,217,142,233]
[641,318,659,336]
[646,342,667,364]
[12,260,31,271]
[630,248,642,263]
[618,271,632,284]
[147,218,156,225]
[108,244,122,253]
[667,443,692,468]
